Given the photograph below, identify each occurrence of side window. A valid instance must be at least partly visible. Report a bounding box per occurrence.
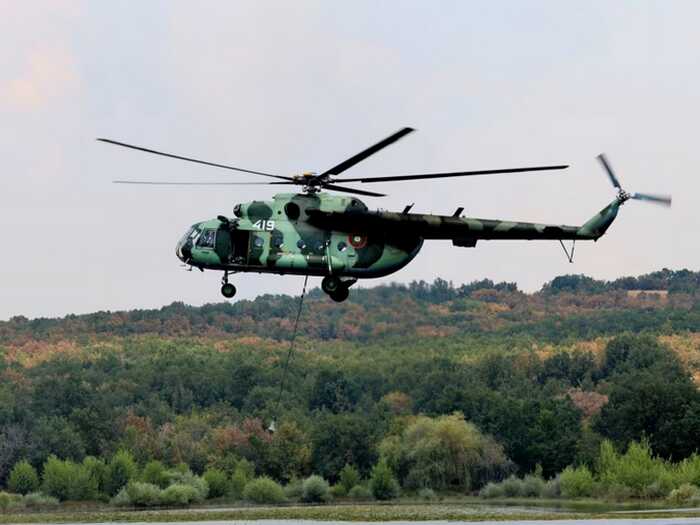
[196,229,216,248]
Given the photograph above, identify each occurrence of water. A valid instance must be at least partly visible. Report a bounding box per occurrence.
[19,519,700,525]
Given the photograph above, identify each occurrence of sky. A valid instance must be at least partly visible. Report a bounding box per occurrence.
[1,1,698,320]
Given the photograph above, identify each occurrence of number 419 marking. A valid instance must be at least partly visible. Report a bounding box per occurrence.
[253,220,275,231]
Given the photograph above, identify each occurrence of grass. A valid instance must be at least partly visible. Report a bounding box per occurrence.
[3,500,700,524]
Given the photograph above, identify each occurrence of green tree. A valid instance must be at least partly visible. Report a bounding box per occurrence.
[105,450,138,496]
[141,460,168,488]
[8,460,39,495]
[370,459,399,500]
[339,464,361,493]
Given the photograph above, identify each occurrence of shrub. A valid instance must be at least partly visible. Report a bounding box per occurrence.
[243,477,285,504]
[142,460,169,489]
[597,439,673,498]
[339,464,360,493]
[82,457,108,496]
[8,460,39,495]
[161,484,200,506]
[521,474,545,497]
[110,488,131,506]
[41,456,98,501]
[669,483,700,504]
[106,450,138,496]
[23,492,59,509]
[418,488,437,501]
[302,475,331,503]
[167,470,208,502]
[0,492,14,511]
[126,482,162,507]
[203,468,228,498]
[370,460,399,501]
[542,475,562,498]
[501,475,524,498]
[348,485,372,500]
[479,482,504,499]
[330,484,347,498]
[229,466,249,499]
[560,465,596,498]
[284,478,303,500]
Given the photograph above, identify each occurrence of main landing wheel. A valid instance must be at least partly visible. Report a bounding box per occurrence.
[329,286,349,303]
[322,275,342,294]
[221,283,237,298]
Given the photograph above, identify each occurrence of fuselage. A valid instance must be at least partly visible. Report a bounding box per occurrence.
[176,193,423,278]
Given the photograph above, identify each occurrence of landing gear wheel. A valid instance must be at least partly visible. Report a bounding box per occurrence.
[221,283,237,298]
[329,286,349,303]
[322,275,342,294]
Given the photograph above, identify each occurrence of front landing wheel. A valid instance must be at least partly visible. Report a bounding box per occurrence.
[221,283,237,298]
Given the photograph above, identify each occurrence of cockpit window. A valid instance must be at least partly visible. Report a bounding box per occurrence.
[196,229,216,248]
[179,225,201,246]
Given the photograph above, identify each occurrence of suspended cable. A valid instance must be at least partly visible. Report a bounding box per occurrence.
[269,274,309,432]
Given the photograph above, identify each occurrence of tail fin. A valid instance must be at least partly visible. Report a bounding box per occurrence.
[577,199,622,240]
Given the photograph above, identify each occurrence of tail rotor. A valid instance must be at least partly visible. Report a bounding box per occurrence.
[596,153,672,207]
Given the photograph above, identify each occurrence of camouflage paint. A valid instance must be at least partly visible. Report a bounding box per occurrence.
[176,192,623,279]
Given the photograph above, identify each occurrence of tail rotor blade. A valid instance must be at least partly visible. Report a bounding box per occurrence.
[596,153,622,189]
[631,192,672,206]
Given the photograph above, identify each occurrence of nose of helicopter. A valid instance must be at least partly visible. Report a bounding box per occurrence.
[176,224,199,263]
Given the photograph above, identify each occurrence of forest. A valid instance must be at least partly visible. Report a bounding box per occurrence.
[1,267,700,507]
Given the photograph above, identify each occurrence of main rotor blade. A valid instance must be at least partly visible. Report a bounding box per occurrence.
[113,180,286,186]
[596,153,622,189]
[318,127,415,178]
[340,164,569,183]
[98,138,294,181]
[323,184,386,197]
[631,192,672,206]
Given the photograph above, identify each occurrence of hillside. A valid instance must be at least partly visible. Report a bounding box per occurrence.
[1,268,700,498]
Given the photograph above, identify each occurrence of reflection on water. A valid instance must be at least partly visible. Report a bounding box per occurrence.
[28,518,700,525]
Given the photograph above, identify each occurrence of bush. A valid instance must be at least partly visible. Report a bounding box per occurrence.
[302,475,331,503]
[560,465,596,498]
[330,484,347,498]
[41,456,98,501]
[597,439,673,498]
[23,492,59,509]
[542,475,562,498]
[521,474,545,497]
[668,483,700,504]
[126,482,162,507]
[370,460,399,501]
[501,475,524,498]
[339,464,360,493]
[110,488,131,506]
[243,477,285,504]
[161,484,200,506]
[203,468,228,498]
[82,457,108,496]
[418,487,437,501]
[479,482,504,498]
[229,466,249,499]
[0,492,16,511]
[106,451,138,496]
[142,460,168,489]
[284,478,303,500]
[348,485,372,500]
[166,470,208,502]
[8,460,40,495]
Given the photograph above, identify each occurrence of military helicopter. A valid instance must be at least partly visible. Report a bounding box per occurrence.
[100,128,671,302]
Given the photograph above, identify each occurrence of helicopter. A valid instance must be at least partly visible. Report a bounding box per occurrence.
[100,127,671,302]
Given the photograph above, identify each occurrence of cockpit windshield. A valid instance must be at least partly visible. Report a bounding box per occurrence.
[179,225,201,246]
[196,229,216,248]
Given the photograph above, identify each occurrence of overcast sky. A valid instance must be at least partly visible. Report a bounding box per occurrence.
[1,1,697,320]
